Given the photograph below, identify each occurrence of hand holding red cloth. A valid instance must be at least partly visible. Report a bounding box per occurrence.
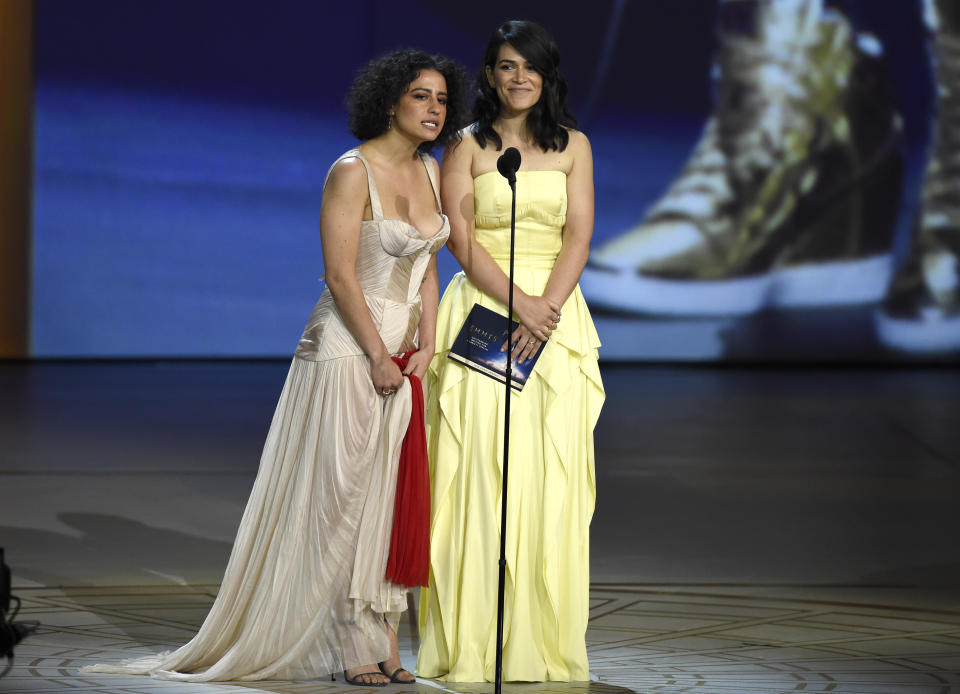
[385,352,430,587]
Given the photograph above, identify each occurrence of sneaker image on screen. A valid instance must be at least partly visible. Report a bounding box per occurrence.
[876,0,960,355]
[581,3,904,318]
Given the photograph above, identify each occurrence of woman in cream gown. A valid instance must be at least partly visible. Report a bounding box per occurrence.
[418,21,605,683]
[81,50,468,686]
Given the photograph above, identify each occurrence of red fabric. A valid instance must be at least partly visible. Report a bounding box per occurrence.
[385,351,430,587]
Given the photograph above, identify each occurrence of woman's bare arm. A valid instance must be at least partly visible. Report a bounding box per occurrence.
[542,130,594,307]
[506,131,595,363]
[320,157,403,392]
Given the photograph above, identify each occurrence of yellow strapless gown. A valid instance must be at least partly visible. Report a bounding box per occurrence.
[417,170,605,682]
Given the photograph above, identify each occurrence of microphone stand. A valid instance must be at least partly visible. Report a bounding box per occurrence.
[494,167,516,694]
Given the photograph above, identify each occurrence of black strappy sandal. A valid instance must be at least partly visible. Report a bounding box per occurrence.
[342,669,389,687]
[378,661,415,683]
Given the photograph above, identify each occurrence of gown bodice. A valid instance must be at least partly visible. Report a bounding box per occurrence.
[473,169,568,268]
[296,149,450,361]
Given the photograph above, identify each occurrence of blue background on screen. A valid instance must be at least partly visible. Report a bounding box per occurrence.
[32,0,933,358]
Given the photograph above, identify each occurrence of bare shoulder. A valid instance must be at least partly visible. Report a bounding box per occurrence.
[326,156,368,189]
[459,124,482,147]
[422,152,441,177]
[323,156,371,208]
[441,127,481,176]
[565,128,593,156]
[444,126,481,159]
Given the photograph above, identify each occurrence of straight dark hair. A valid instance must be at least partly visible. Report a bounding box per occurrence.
[472,20,578,152]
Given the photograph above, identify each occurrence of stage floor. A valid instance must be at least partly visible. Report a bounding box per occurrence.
[2,361,959,693]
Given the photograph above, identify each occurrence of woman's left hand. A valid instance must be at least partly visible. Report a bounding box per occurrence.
[503,324,543,364]
[403,348,434,381]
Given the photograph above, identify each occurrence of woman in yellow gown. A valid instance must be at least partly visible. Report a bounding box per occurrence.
[418,20,605,683]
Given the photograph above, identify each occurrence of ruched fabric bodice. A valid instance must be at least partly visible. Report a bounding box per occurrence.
[296,149,450,361]
[460,169,600,365]
[474,169,567,267]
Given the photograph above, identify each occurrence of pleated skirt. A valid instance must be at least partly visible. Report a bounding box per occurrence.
[83,354,411,681]
[417,268,605,683]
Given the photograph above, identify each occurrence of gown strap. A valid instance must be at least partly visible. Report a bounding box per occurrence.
[324,148,385,221]
[419,152,442,213]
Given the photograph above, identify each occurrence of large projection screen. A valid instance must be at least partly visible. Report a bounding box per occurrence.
[32,0,955,360]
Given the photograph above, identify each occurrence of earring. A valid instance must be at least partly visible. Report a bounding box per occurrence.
[387,112,394,130]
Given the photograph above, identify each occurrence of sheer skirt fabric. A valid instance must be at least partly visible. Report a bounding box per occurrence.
[83,355,411,681]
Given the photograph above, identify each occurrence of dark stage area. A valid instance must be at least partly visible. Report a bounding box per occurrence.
[2,360,959,692]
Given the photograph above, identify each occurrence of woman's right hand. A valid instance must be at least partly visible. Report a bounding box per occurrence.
[371,354,404,397]
[514,293,562,342]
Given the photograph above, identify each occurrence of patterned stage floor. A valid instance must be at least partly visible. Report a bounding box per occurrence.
[3,362,960,692]
[7,582,960,693]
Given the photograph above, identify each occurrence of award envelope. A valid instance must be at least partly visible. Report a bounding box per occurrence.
[448,303,544,391]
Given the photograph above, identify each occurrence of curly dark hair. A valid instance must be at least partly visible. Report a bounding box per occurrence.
[347,49,470,152]
[473,20,578,153]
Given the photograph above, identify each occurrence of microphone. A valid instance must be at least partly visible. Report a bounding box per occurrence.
[496,147,521,185]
